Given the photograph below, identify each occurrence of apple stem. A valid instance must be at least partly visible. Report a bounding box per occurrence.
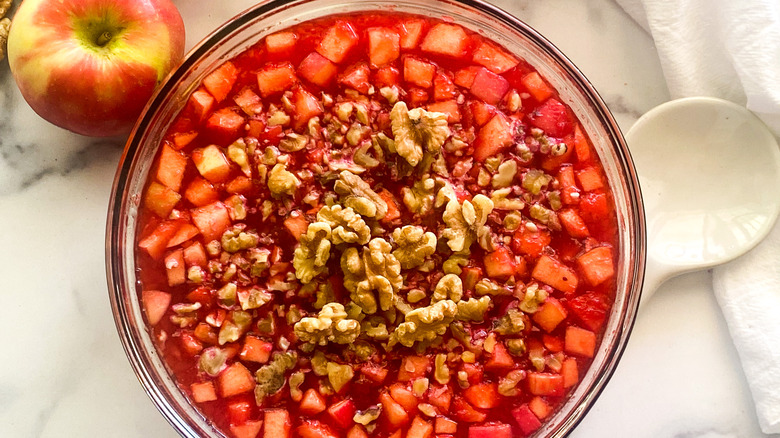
[96,31,113,47]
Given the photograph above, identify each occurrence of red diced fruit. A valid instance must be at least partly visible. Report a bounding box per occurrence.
[186,89,215,123]
[227,398,253,424]
[566,292,610,331]
[204,107,245,144]
[368,27,400,67]
[218,362,255,398]
[379,392,410,427]
[529,98,574,138]
[192,144,232,183]
[256,63,298,97]
[512,404,542,435]
[292,87,324,129]
[398,355,431,381]
[347,425,369,438]
[171,131,198,150]
[339,63,371,94]
[138,220,181,260]
[266,31,298,55]
[239,336,273,363]
[297,421,338,438]
[156,144,187,192]
[233,87,264,116]
[203,61,237,102]
[407,416,434,438]
[427,384,453,412]
[565,326,597,358]
[298,51,338,87]
[463,383,499,409]
[577,246,615,286]
[451,396,487,423]
[378,189,401,223]
[404,57,436,88]
[483,246,517,279]
[327,399,356,429]
[468,423,513,438]
[389,383,418,412]
[183,241,207,267]
[473,112,514,162]
[420,23,470,58]
[264,409,291,438]
[283,213,309,240]
[454,66,481,88]
[190,381,217,403]
[436,417,458,434]
[532,255,578,294]
[427,100,461,123]
[527,372,564,397]
[299,388,327,415]
[559,208,590,238]
[472,40,519,74]
[576,167,605,192]
[184,176,219,207]
[562,357,579,388]
[574,124,593,163]
[579,192,610,230]
[485,341,514,371]
[398,19,426,49]
[467,100,496,127]
[433,72,457,101]
[521,71,554,102]
[164,248,186,286]
[231,420,264,438]
[141,290,170,326]
[512,226,551,259]
[360,361,389,384]
[470,68,510,105]
[529,396,552,420]
[374,65,401,87]
[533,297,568,332]
[144,181,181,219]
[408,88,429,107]
[317,21,359,63]
[191,201,232,242]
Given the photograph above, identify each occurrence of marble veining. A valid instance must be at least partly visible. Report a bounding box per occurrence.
[0,0,773,437]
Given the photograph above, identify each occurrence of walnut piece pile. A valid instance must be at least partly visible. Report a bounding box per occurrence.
[0,0,11,61]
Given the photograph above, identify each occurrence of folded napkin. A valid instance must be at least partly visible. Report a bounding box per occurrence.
[616,0,780,433]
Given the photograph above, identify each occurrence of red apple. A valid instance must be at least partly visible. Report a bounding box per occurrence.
[6,0,186,137]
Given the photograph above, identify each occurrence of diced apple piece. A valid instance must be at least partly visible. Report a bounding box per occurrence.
[577,246,614,286]
[470,68,509,106]
[184,176,219,207]
[256,63,298,97]
[454,66,481,88]
[218,362,255,398]
[191,201,232,242]
[533,297,568,332]
[144,181,181,219]
[239,336,273,363]
[317,21,359,63]
[377,189,401,223]
[299,388,327,415]
[379,392,410,428]
[167,222,199,248]
[435,416,457,435]
[532,255,578,294]
[433,72,457,101]
[463,383,499,409]
[398,355,431,381]
[576,166,605,192]
[164,248,186,287]
[203,61,238,103]
[374,65,401,88]
[472,40,519,74]
[192,144,232,183]
[190,381,218,403]
[233,87,264,116]
[339,62,371,94]
[404,57,436,88]
[468,423,513,438]
[389,383,418,412]
[298,51,338,87]
[420,23,470,58]
[156,144,187,192]
[473,112,513,162]
[565,325,597,358]
[180,331,203,355]
[360,361,389,384]
[427,384,452,412]
[558,208,590,238]
[407,416,434,438]
[327,399,356,429]
[483,246,517,279]
[521,71,554,102]
[138,220,181,260]
[485,342,514,371]
[297,421,338,438]
[565,292,611,332]
[368,27,400,67]
[512,404,542,436]
[529,98,574,138]
[451,396,487,423]
[427,100,461,123]
[574,124,593,163]
[264,409,292,438]
[142,290,170,326]
[183,241,208,268]
[398,19,426,50]
[266,31,298,56]
[231,420,264,438]
[561,357,579,388]
[527,372,564,397]
[283,212,309,241]
[512,226,551,259]
[204,107,245,144]
[347,425,369,438]
[186,88,215,123]
[292,87,324,130]
[171,131,198,150]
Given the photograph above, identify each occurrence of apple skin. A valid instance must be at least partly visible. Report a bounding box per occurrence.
[7,0,186,137]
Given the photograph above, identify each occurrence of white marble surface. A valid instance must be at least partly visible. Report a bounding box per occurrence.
[0,0,775,437]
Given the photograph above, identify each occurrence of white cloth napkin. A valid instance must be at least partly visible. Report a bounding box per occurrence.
[616,0,780,433]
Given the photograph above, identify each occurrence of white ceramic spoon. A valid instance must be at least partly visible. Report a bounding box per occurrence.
[626,97,780,305]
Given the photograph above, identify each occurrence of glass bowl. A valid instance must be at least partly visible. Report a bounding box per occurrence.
[106,0,646,436]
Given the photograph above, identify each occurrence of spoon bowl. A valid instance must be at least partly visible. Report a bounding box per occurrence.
[627,97,780,302]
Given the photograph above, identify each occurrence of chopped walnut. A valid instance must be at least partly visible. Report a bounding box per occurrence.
[267,163,300,197]
[0,18,9,62]
[353,141,384,169]
[254,352,297,403]
[388,300,458,348]
[317,204,371,245]
[492,160,518,188]
[341,238,403,314]
[198,347,228,377]
[519,283,548,313]
[475,278,512,296]
[391,225,437,270]
[314,281,336,309]
[523,169,553,195]
[327,362,355,393]
[221,226,259,253]
[389,101,450,166]
[402,177,435,216]
[441,194,494,253]
[279,133,309,152]
[457,296,492,322]
[529,204,561,231]
[442,253,469,275]
[493,308,526,335]
[292,222,332,284]
[431,274,463,303]
[334,171,388,220]
[227,139,252,176]
[294,303,360,346]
